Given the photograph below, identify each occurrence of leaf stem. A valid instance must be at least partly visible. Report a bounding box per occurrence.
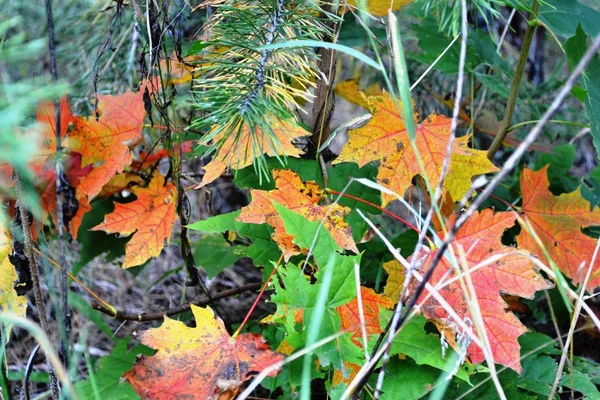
[13,172,60,399]
[487,0,541,160]
[233,254,283,337]
[326,189,423,236]
[507,119,589,132]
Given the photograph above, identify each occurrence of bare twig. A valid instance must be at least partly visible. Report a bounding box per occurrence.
[13,173,61,399]
[45,0,72,369]
[91,282,262,321]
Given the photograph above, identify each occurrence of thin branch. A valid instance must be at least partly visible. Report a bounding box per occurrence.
[91,282,263,321]
[45,0,71,368]
[487,0,540,160]
[13,173,60,399]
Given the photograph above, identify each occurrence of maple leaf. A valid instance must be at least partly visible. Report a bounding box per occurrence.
[37,152,93,238]
[32,98,73,170]
[517,166,600,290]
[0,98,73,187]
[238,169,358,260]
[383,259,405,302]
[124,305,283,400]
[68,87,146,199]
[200,118,311,187]
[334,79,382,108]
[92,173,177,268]
[0,224,27,339]
[98,141,195,197]
[343,0,412,17]
[406,209,552,372]
[337,286,393,347]
[333,92,498,206]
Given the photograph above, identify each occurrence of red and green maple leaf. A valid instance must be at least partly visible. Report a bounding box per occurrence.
[405,209,552,372]
[237,169,358,261]
[517,166,600,290]
[333,91,498,206]
[92,173,177,268]
[337,286,393,347]
[124,305,283,400]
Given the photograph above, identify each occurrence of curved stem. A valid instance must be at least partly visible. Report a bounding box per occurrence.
[507,119,589,132]
[488,0,541,160]
[326,189,423,235]
[233,254,283,337]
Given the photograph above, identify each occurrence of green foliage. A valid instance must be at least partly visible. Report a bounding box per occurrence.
[192,234,242,278]
[383,312,472,382]
[539,0,600,37]
[564,24,600,158]
[74,338,153,400]
[187,210,281,270]
[369,358,440,400]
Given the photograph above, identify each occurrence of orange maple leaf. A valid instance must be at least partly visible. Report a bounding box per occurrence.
[68,87,146,199]
[517,166,600,290]
[0,98,73,187]
[37,152,93,238]
[200,118,311,187]
[237,169,358,261]
[333,92,498,206]
[337,286,393,347]
[407,209,552,372]
[124,305,283,400]
[92,173,177,268]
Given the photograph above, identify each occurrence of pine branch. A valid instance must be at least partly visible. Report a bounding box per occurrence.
[191,0,337,176]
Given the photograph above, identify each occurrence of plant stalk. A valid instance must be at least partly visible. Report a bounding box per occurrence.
[487,0,540,160]
[13,173,61,399]
[44,0,71,368]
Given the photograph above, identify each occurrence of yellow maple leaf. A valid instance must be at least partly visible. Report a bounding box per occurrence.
[334,79,382,108]
[124,305,283,399]
[0,224,27,340]
[238,169,358,261]
[334,91,498,206]
[383,259,405,302]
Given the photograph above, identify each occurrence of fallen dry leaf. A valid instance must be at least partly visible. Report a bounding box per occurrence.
[124,305,283,400]
[406,209,552,372]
